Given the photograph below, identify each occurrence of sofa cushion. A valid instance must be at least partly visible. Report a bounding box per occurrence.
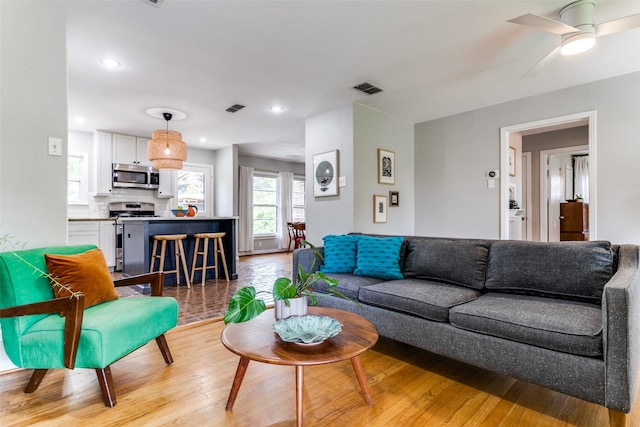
[320,234,358,274]
[449,293,603,357]
[485,240,614,302]
[403,238,491,290]
[359,279,481,322]
[312,273,386,300]
[353,235,404,280]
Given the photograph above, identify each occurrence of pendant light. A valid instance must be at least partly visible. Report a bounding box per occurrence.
[147,112,187,169]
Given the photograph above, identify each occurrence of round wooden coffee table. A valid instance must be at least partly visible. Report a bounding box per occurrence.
[221,306,379,427]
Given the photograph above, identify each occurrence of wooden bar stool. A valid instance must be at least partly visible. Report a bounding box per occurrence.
[150,234,191,288]
[190,232,229,286]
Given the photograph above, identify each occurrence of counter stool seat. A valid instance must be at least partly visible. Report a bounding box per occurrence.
[190,232,229,286]
[150,234,191,288]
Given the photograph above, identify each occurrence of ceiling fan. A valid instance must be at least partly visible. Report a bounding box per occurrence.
[508,0,640,78]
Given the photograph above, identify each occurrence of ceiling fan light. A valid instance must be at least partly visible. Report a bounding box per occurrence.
[560,33,596,55]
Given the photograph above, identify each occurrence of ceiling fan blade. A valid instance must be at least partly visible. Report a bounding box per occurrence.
[596,13,640,37]
[508,13,579,35]
[520,45,561,79]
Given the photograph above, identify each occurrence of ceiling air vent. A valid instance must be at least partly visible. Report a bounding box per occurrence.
[225,104,246,113]
[141,0,164,7]
[353,82,383,95]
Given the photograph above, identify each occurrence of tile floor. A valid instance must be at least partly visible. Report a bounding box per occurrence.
[115,252,292,325]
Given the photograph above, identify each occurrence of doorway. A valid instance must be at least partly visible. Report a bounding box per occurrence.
[499,111,596,240]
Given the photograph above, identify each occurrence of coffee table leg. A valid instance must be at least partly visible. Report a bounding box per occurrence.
[226,356,250,410]
[351,355,373,405]
[296,365,304,427]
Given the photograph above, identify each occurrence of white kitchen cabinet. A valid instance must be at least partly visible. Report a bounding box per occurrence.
[68,220,116,269]
[136,137,152,167]
[156,169,176,198]
[113,134,151,166]
[99,220,116,268]
[93,131,113,196]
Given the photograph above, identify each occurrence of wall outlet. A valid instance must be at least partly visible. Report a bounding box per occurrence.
[48,137,62,156]
[339,176,346,187]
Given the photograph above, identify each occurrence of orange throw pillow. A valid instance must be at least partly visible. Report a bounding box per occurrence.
[44,248,119,309]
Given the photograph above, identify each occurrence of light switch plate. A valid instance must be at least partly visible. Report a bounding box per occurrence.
[339,176,346,187]
[48,137,62,156]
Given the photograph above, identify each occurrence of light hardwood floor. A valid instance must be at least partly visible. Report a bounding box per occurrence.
[2,318,640,426]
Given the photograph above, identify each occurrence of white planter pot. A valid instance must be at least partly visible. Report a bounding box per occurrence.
[274,296,308,320]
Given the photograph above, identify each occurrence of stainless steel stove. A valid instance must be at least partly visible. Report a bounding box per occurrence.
[109,202,157,271]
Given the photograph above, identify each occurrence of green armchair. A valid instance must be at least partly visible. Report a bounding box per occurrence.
[0,245,179,407]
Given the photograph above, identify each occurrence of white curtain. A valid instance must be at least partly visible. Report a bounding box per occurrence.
[238,166,254,253]
[278,172,294,250]
[574,156,589,203]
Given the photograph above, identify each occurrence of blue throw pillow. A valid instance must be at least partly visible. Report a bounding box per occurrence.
[320,235,358,273]
[353,235,405,280]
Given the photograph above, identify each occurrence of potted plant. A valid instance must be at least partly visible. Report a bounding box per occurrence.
[224,241,352,323]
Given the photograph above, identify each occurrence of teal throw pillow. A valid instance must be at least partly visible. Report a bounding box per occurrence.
[353,236,405,280]
[320,234,358,273]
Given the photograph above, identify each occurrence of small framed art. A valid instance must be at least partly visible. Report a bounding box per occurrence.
[373,195,388,223]
[389,191,399,207]
[378,149,395,185]
[313,150,339,197]
[509,146,516,177]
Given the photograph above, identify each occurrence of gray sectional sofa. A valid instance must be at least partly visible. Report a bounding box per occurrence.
[293,234,640,426]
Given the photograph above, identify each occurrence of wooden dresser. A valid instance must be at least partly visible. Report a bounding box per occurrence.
[560,202,589,241]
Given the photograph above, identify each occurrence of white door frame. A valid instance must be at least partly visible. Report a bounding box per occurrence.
[499,111,597,240]
[539,145,588,241]
[522,151,532,241]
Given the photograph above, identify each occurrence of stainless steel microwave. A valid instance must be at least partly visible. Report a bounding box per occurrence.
[112,163,160,190]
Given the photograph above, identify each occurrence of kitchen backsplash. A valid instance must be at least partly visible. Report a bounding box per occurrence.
[68,188,172,219]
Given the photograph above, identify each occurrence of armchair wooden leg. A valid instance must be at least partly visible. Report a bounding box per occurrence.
[156,334,174,365]
[95,367,117,407]
[25,369,48,393]
[609,408,629,427]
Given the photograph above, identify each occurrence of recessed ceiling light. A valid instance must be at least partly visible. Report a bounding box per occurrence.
[101,58,121,68]
[74,116,85,124]
[199,138,207,143]
[270,105,285,113]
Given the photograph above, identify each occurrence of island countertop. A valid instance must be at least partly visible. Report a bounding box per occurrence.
[121,217,238,284]
[117,216,238,222]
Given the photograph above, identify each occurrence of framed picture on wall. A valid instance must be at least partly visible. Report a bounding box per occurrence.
[313,150,339,197]
[373,195,388,223]
[378,149,395,185]
[509,146,516,177]
[389,191,399,207]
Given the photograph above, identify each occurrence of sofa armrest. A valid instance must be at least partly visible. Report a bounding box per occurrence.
[113,272,165,296]
[0,294,85,369]
[292,247,323,281]
[603,244,640,412]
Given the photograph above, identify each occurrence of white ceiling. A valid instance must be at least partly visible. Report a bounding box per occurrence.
[66,0,640,163]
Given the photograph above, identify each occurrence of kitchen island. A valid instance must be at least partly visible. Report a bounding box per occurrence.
[121,216,238,285]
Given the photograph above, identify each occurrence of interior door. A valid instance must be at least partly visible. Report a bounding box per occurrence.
[547,156,562,241]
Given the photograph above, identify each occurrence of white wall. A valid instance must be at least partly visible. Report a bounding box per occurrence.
[305,104,355,245]
[353,104,414,235]
[1,1,68,247]
[414,71,640,244]
[215,145,237,217]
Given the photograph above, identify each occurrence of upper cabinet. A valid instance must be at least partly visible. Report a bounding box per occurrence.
[113,134,152,167]
[93,131,113,196]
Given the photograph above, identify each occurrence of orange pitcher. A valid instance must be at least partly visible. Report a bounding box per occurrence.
[186,204,198,217]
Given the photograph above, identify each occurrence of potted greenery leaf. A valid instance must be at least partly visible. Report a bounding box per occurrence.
[224,241,352,323]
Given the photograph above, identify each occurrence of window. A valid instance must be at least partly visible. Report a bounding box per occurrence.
[292,177,306,222]
[68,152,88,204]
[176,164,212,214]
[253,174,277,235]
